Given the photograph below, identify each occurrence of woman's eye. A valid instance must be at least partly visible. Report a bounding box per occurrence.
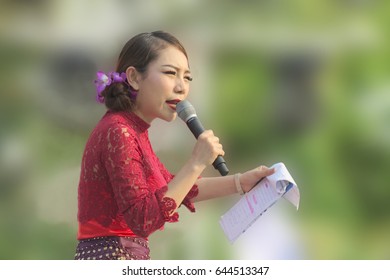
[164,70,192,81]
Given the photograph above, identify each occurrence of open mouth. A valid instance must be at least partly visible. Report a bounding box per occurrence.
[166,99,181,111]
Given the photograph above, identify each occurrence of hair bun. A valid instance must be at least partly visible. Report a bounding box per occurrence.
[102,83,135,111]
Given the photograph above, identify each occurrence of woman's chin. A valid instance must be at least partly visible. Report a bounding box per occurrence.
[160,113,177,123]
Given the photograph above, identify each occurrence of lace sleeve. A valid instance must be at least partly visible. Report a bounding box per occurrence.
[181,184,199,212]
[153,153,199,212]
[103,124,178,237]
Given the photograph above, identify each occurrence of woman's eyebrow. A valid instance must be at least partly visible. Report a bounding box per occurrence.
[161,64,191,74]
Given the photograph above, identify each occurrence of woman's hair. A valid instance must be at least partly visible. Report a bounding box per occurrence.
[101,31,188,112]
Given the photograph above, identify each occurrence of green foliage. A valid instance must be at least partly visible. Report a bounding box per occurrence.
[1,0,389,260]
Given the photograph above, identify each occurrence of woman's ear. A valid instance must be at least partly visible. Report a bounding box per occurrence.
[125,66,140,91]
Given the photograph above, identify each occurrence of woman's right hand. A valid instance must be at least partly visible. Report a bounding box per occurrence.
[190,130,225,168]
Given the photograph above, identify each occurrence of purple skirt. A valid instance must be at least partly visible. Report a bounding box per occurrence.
[74,236,150,260]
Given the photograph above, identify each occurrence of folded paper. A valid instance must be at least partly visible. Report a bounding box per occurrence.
[219,162,300,243]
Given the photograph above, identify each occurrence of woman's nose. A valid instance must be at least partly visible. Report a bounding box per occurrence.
[174,77,186,94]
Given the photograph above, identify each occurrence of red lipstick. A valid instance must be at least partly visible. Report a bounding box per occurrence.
[166,99,181,111]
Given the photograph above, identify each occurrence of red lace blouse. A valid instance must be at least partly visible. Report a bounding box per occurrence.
[77,110,198,239]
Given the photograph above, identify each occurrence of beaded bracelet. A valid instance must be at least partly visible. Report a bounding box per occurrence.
[234,173,244,195]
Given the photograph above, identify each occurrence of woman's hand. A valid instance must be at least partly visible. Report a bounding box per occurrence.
[239,165,275,193]
[190,130,224,169]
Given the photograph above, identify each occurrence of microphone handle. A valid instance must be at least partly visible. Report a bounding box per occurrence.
[187,117,205,138]
[213,156,229,176]
[187,117,229,176]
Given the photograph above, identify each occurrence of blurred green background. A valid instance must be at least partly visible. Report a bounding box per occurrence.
[0,0,389,260]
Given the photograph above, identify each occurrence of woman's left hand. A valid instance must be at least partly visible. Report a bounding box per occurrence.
[239,165,275,193]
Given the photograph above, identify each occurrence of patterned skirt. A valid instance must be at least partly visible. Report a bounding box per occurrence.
[74,236,150,260]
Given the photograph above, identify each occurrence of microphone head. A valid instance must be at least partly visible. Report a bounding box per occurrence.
[176,100,197,122]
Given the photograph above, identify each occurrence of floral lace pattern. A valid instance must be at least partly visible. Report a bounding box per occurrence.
[77,111,198,238]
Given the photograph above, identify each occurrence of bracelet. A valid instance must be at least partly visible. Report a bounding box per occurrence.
[234,173,244,195]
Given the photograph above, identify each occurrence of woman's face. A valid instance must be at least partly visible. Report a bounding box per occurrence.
[133,45,192,123]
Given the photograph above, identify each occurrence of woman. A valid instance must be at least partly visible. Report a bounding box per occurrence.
[74,31,275,260]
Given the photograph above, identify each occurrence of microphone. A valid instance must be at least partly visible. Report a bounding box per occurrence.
[176,100,229,176]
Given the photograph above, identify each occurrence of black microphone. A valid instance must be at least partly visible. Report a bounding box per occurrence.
[176,100,229,176]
